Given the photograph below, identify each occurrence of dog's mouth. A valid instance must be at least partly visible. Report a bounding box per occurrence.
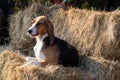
[31,33,38,36]
[27,32,38,38]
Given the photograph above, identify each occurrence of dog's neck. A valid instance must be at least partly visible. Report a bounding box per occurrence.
[33,34,48,62]
[35,34,48,45]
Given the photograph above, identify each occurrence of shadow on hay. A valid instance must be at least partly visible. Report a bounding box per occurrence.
[80,56,120,80]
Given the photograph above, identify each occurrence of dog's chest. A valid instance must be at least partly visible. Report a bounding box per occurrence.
[34,39,46,62]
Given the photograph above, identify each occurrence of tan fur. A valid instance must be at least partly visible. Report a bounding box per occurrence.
[36,24,47,37]
[41,45,59,66]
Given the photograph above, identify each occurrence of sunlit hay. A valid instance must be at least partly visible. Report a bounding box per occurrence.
[0,50,120,80]
[0,50,25,80]
[0,50,94,80]
[51,8,120,60]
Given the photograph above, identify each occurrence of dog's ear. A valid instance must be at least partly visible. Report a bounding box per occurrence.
[46,20,55,45]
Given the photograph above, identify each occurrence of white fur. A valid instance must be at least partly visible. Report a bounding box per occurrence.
[34,33,48,62]
[26,33,48,65]
[27,22,37,37]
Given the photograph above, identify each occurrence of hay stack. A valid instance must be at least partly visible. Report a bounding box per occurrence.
[0,50,93,80]
[51,8,120,60]
[9,3,120,60]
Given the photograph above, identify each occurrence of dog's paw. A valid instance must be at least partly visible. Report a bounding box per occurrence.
[21,61,41,67]
[26,57,37,62]
[30,61,41,66]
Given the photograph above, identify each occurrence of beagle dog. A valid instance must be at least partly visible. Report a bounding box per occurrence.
[26,16,79,67]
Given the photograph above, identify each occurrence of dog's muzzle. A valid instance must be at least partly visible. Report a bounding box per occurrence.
[27,29,38,37]
[27,24,38,37]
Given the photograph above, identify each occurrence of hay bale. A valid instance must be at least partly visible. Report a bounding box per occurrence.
[0,50,120,80]
[9,3,120,60]
[0,50,25,80]
[0,50,93,80]
[80,57,120,80]
[51,8,120,60]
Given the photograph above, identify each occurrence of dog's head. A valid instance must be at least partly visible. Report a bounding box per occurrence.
[27,16,54,45]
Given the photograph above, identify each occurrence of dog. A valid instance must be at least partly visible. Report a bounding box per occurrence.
[26,16,79,67]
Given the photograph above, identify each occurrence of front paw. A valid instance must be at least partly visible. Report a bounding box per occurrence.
[29,61,41,66]
[26,57,37,63]
[21,61,41,67]
[25,57,41,66]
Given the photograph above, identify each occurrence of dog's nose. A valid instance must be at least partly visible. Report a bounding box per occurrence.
[27,30,32,34]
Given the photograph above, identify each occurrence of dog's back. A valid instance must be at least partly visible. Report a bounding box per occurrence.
[55,37,79,67]
[42,37,79,67]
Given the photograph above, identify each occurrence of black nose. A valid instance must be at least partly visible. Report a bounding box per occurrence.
[27,30,32,34]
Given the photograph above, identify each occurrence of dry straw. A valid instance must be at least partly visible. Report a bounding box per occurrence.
[51,8,120,60]
[0,50,120,80]
[0,50,93,80]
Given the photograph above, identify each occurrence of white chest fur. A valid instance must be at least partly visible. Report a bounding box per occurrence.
[34,34,48,62]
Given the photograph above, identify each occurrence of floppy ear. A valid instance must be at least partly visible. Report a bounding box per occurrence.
[46,20,55,45]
